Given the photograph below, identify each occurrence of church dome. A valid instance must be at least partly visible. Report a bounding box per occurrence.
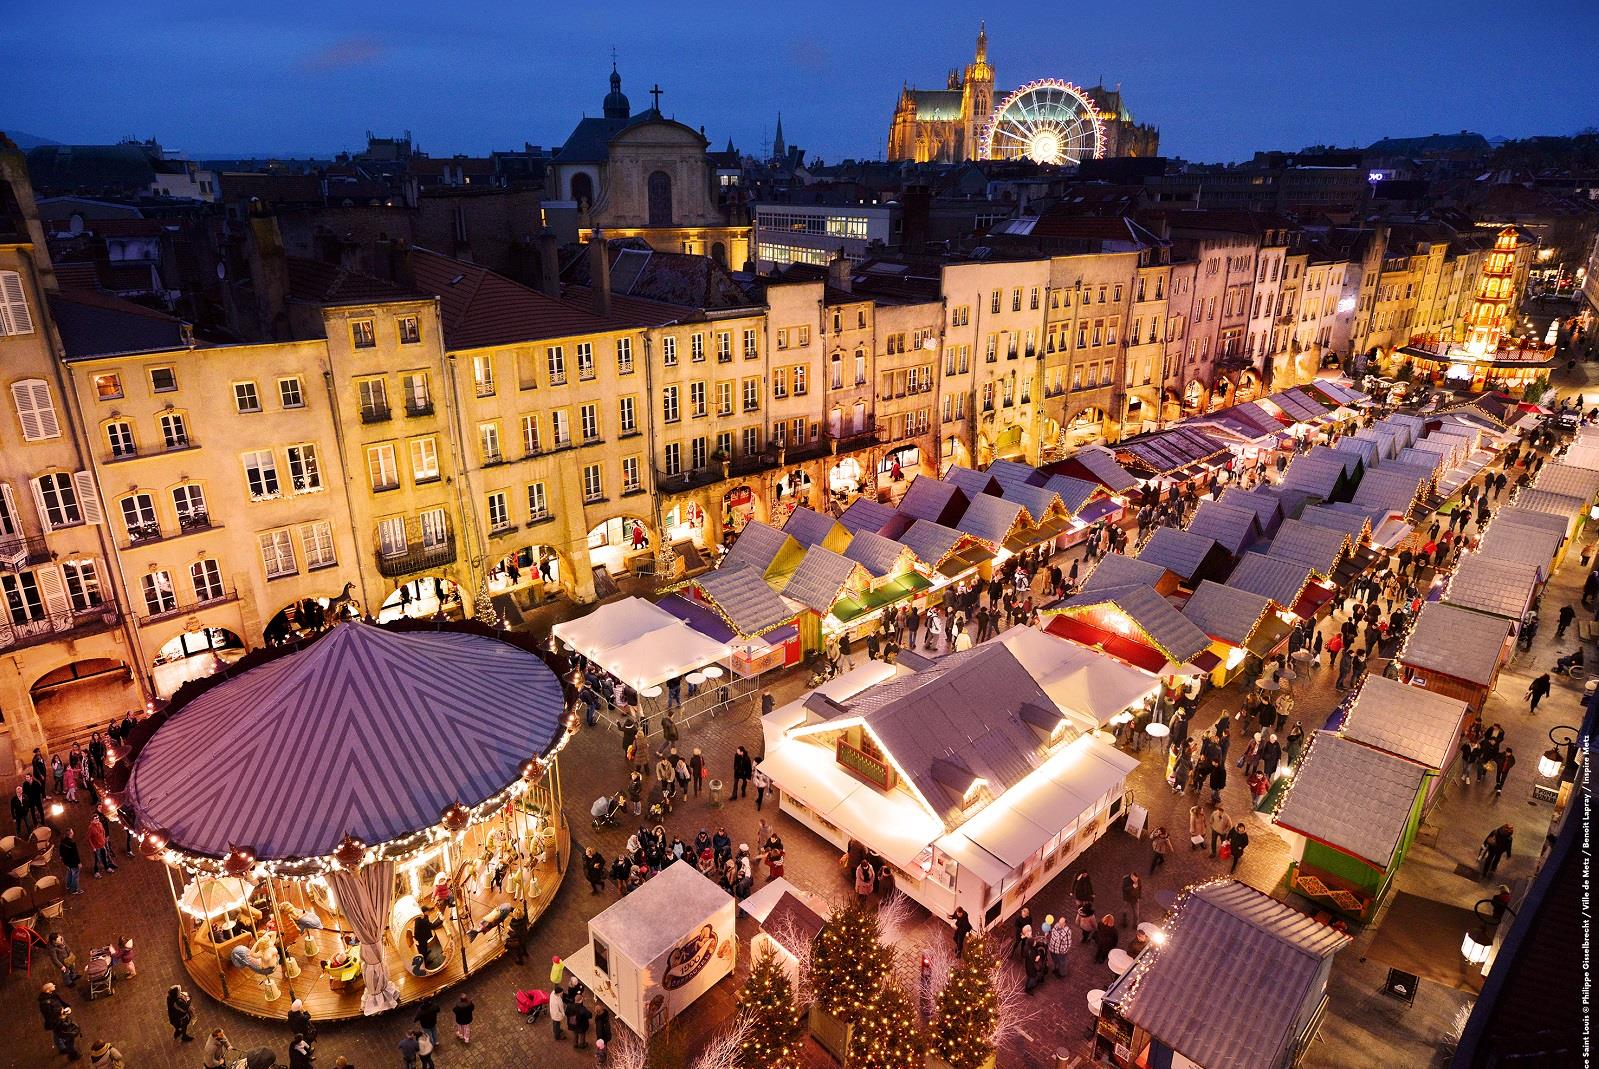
[603,67,630,120]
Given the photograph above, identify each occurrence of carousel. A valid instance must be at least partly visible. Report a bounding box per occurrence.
[112,620,572,1020]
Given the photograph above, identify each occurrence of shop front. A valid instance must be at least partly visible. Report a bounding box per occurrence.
[770,467,815,527]
[876,444,920,491]
[721,485,759,536]
[826,455,868,510]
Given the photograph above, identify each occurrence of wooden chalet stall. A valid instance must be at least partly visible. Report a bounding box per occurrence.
[1272,731,1431,922]
[1396,602,1513,713]
[1339,676,1471,811]
[1180,581,1293,687]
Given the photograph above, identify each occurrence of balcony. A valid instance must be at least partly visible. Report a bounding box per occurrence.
[836,737,896,790]
[0,603,121,652]
[376,534,457,578]
[125,521,164,547]
[824,417,879,455]
[405,400,434,418]
[360,404,392,424]
[140,588,238,625]
[0,535,53,572]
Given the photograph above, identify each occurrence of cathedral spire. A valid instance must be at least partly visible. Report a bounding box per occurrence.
[976,20,987,62]
[772,112,786,161]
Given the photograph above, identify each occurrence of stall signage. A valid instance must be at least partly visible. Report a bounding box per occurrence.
[662,923,718,990]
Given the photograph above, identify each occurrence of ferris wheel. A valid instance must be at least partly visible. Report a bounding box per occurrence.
[979,80,1105,166]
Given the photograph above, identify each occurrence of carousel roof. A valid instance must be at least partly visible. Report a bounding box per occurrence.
[127,623,567,861]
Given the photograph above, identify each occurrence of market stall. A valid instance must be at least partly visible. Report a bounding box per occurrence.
[1396,602,1513,712]
[121,622,571,1020]
[1272,731,1433,922]
[1180,580,1292,686]
[1136,528,1233,588]
[1096,879,1350,1069]
[551,596,732,693]
[1338,676,1470,810]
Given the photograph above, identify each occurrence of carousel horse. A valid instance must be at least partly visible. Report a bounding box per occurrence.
[326,582,359,620]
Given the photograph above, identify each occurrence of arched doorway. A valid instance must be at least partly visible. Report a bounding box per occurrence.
[711,241,727,267]
[31,658,137,746]
[1066,406,1107,447]
[1183,380,1206,413]
[1037,417,1065,463]
[264,583,362,646]
[940,435,972,474]
[588,516,655,578]
[379,576,462,624]
[878,444,920,493]
[490,543,571,601]
[827,456,866,511]
[771,468,814,526]
[647,171,673,226]
[151,626,245,698]
[1235,370,1261,403]
[570,172,594,212]
[721,485,759,537]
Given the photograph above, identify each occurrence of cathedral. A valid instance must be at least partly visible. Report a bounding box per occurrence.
[886,25,1159,164]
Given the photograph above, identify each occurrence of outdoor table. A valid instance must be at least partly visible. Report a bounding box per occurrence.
[1107,948,1135,975]
[1145,722,1170,740]
[700,665,724,679]
[685,672,706,686]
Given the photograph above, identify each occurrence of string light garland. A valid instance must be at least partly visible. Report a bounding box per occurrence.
[929,936,999,1069]
[845,981,924,1069]
[810,905,893,1024]
[733,945,803,1069]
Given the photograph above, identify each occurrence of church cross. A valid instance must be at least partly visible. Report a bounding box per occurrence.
[649,83,663,110]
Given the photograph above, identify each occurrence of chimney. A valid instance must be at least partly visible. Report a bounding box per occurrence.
[827,248,851,293]
[537,228,561,299]
[589,230,612,318]
[246,202,292,340]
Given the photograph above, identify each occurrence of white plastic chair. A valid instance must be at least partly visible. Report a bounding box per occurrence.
[30,842,52,871]
[33,876,63,918]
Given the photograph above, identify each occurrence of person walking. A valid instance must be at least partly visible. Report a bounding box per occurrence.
[53,1006,83,1062]
[202,1029,234,1069]
[1526,673,1552,713]
[289,1034,314,1069]
[1209,805,1233,858]
[59,830,83,894]
[414,995,441,1047]
[1226,823,1250,873]
[952,907,973,957]
[167,984,196,1041]
[1046,914,1073,977]
[1480,823,1514,877]
[1120,873,1142,927]
[418,1028,439,1069]
[583,848,606,894]
[752,767,770,811]
[1495,747,1517,796]
[1187,804,1207,850]
[731,747,754,799]
[1557,604,1576,638]
[453,993,475,1044]
[87,1040,126,1068]
[39,983,70,1054]
[1149,826,1171,873]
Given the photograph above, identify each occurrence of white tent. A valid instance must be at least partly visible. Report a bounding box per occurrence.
[552,597,731,691]
[998,625,1161,730]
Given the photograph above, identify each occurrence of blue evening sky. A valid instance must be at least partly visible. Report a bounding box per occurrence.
[2,0,1595,163]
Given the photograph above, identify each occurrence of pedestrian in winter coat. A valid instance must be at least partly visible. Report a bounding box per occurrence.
[53,1007,82,1061]
[1149,827,1171,873]
[1557,604,1576,638]
[1226,824,1250,873]
[1092,915,1119,963]
[1188,804,1207,849]
[167,984,196,1041]
[1121,873,1142,927]
[731,747,754,798]
[49,933,78,986]
[452,994,475,1044]
[1495,747,1517,796]
[202,1029,233,1068]
[1072,870,1094,906]
[854,860,876,901]
[1481,824,1514,876]
[87,1040,126,1068]
[1209,807,1233,858]
[39,982,69,1039]
[1260,734,1283,778]
[1207,762,1227,805]
[1527,673,1552,712]
[952,907,974,956]
[289,1034,314,1069]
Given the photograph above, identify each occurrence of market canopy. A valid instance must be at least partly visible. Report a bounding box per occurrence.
[128,623,567,860]
[553,596,732,690]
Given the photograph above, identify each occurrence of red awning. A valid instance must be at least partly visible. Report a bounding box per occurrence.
[1190,649,1222,672]
[1044,615,1171,673]
[1292,583,1338,618]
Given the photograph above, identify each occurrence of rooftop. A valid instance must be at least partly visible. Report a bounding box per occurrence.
[1274,731,1429,868]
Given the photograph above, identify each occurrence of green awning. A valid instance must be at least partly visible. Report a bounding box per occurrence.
[829,572,933,624]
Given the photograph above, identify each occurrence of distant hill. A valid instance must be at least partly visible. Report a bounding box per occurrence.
[1,130,62,150]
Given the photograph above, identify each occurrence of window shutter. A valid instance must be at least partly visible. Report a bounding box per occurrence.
[11,378,60,441]
[36,564,70,618]
[30,477,54,532]
[0,271,34,336]
[0,482,17,538]
[73,471,103,525]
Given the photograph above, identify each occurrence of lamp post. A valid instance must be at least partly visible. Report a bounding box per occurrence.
[1461,896,1516,971]
[1538,725,1580,782]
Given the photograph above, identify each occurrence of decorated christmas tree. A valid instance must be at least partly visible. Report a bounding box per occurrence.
[810,905,892,1024]
[846,981,924,1069]
[735,946,803,1069]
[928,937,999,1069]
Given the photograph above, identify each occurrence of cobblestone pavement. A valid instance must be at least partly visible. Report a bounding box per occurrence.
[5,362,1591,1069]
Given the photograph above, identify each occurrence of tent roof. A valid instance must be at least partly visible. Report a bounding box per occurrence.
[844,528,917,577]
[1185,500,1262,555]
[944,465,1003,500]
[1002,482,1063,525]
[1218,488,1284,532]
[1511,488,1585,519]
[720,521,802,580]
[1340,675,1469,770]
[781,546,866,614]
[1059,583,1212,663]
[1443,554,1541,621]
[1039,473,1102,515]
[896,519,978,568]
[1274,731,1429,868]
[782,506,848,551]
[1081,552,1170,595]
[1265,519,1349,577]
[1297,503,1371,542]
[982,459,1040,493]
[553,596,731,689]
[1065,447,1140,492]
[837,497,900,536]
[1532,463,1599,500]
[1138,527,1224,583]
[895,477,968,525]
[1107,879,1349,1069]
[1400,602,1510,685]
[1181,581,1274,647]
[996,626,1159,727]
[694,565,796,636]
[1351,468,1428,515]
[957,493,1029,544]
[128,624,566,860]
[1226,553,1314,608]
[1476,522,1564,574]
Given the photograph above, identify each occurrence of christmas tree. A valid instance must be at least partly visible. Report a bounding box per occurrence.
[929,937,998,1069]
[810,905,892,1024]
[846,981,924,1069]
[735,946,803,1069]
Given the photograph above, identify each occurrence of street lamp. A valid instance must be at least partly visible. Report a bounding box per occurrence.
[1538,725,1580,780]
[1462,896,1516,968]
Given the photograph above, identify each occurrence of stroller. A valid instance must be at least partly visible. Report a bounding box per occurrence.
[84,949,115,1000]
[591,793,624,830]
